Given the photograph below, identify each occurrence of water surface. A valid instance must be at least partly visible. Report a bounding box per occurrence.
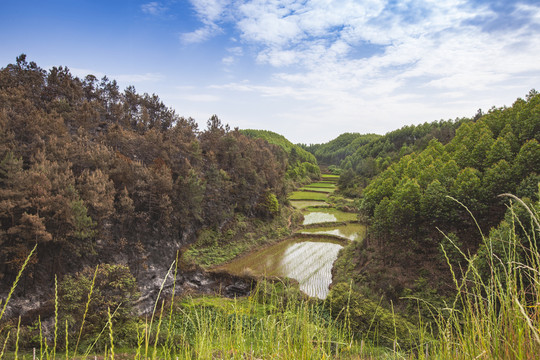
[300,223,367,241]
[222,238,343,299]
[303,212,338,225]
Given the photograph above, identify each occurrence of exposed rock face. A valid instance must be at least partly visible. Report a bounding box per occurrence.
[132,269,257,315]
[2,242,256,321]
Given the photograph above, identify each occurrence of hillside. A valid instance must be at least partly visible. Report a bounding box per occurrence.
[331,90,540,313]
[0,55,292,306]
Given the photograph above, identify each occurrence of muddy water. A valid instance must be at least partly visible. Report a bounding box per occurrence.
[221,238,343,299]
[300,223,367,241]
[303,212,337,224]
[302,208,357,225]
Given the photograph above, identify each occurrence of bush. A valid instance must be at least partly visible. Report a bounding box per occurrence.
[327,282,420,349]
[58,264,139,349]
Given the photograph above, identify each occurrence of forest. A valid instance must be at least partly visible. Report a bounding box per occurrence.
[307,91,540,310]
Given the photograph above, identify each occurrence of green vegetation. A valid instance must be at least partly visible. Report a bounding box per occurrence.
[182,209,296,268]
[301,133,382,165]
[322,174,340,179]
[299,186,335,193]
[304,182,337,188]
[352,91,540,305]
[0,253,394,359]
[304,119,465,197]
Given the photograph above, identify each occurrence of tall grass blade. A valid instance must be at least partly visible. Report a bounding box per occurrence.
[0,243,37,322]
[107,307,114,360]
[73,264,98,358]
[53,276,58,360]
[0,332,10,360]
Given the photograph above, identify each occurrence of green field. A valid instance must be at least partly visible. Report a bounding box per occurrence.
[299,186,335,193]
[321,174,339,182]
[304,182,336,188]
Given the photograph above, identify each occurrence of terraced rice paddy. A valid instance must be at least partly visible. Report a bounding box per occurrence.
[321,174,339,181]
[223,173,364,299]
[300,223,367,241]
[299,186,335,193]
[304,182,336,188]
[303,212,337,225]
[220,238,343,299]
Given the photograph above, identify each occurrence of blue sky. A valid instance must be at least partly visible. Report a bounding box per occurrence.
[1,0,539,143]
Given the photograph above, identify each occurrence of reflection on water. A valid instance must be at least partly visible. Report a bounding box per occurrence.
[279,242,342,298]
[222,239,342,299]
[303,212,337,225]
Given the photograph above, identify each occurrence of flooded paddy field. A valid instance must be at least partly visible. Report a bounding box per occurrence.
[220,237,343,299]
[300,223,367,241]
[302,207,358,225]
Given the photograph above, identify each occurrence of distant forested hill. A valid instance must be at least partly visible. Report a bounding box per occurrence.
[302,133,381,165]
[0,55,291,296]
[241,129,320,183]
[303,119,465,196]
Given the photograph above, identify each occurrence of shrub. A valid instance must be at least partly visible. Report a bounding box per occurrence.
[58,264,139,348]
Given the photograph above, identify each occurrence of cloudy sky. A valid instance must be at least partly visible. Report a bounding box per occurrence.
[1,0,539,143]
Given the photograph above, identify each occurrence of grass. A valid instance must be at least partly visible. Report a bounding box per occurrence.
[1,260,393,359]
[414,196,540,359]
[299,187,335,193]
[304,182,337,188]
[321,174,339,181]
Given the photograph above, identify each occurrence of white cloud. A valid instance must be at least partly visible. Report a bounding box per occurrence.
[180,24,220,44]
[180,0,231,44]
[174,0,540,142]
[141,2,168,16]
[221,46,244,65]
